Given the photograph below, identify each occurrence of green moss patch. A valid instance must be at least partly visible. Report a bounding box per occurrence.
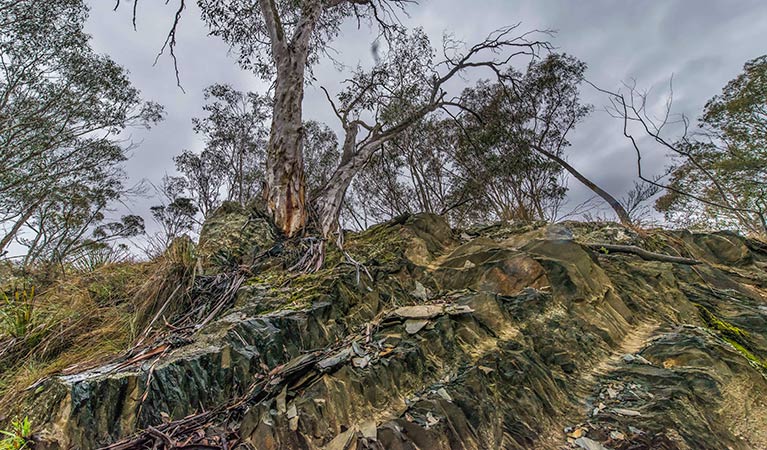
[697,304,767,370]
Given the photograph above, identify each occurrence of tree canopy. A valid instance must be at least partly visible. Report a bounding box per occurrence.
[0,0,162,266]
[655,55,767,234]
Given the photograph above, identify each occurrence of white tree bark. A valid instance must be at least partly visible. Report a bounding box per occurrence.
[258,0,323,237]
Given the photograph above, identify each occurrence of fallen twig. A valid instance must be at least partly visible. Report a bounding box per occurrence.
[585,243,701,265]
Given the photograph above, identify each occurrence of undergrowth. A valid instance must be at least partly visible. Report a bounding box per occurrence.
[0,237,198,416]
[0,416,31,450]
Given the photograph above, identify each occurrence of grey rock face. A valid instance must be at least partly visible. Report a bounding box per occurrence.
[16,215,767,450]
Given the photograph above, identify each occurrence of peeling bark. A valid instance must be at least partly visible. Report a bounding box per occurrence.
[265,67,308,237]
[259,0,324,237]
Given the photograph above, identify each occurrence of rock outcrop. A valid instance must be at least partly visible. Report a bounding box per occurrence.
[17,214,767,449]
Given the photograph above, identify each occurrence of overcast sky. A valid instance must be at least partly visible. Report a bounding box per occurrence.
[84,0,767,229]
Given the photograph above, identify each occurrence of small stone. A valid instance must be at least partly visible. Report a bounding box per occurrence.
[352,355,370,369]
[634,355,652,365]
[444,304,475,315]
[392,305,444,319]
[435,387,453,402]
[613,408,641,417]
[276,386,287,414]
[609,431,625,440]
[628,426,644,435]
[574,436,611,450]
[325,429,355,450]
[318,348,352,371]
[286,404,297,419]
[568,427,585,438]
[359,420,377,439]
[411,281,429,301]
[425,412,439,428]
[478,365,494,374]
[592,402,605,416]
[622,354,636,363]
[404,319,429,334]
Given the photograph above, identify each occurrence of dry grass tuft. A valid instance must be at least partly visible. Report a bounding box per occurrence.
[0,238,198,415]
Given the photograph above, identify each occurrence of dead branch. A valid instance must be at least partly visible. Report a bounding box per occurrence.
[585,243,701,265]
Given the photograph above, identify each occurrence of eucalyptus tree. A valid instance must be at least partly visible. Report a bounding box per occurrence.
[343,117,468,226]
[192,84,270,206]
[315,27,551,245]
[149,176,199,250]
[18,181,146,269]
[340,54,593,228]
[174,89,337,221]
[446,53,635,226]
[657,55,767,234]
[602,54,767,234]
[174,84,270,218]
[125,1,551,244]
[0,0,162,260]
[452,54,593,223]
[191,0,413,236]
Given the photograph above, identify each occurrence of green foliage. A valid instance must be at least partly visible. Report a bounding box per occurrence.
[0,0,161,264]
[347,53,590,227]
[0,287,35,339]
[171,84,270,221]
[0,417,31,450]
[454,54,589,224]
[657,55,767,235]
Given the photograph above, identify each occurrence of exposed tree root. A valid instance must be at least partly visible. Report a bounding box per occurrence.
[288,237,325,273]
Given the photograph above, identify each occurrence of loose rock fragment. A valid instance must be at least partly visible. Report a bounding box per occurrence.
[404,319,429,334]
[435,387,453,402]
[411,281,430,300]
[392,305,444,319]
[318,348,352,371]
[574,436,612,450]
[325,428,355,450]
[612,407,641,417]
[444,304,475,315]
[359,420,377,440]
[352,355,370,369]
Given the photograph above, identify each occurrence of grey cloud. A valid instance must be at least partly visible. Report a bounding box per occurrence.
[84,0,767,228]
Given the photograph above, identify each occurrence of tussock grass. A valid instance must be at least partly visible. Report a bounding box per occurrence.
[0,237,198,416]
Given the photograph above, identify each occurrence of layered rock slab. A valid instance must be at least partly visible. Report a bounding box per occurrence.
[18,215,767,450]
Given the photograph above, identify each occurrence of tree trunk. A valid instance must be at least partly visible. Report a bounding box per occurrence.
[264,61,308,237]
[315,126,370,238]
[532,145,633,226]
[257,0,324,237]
